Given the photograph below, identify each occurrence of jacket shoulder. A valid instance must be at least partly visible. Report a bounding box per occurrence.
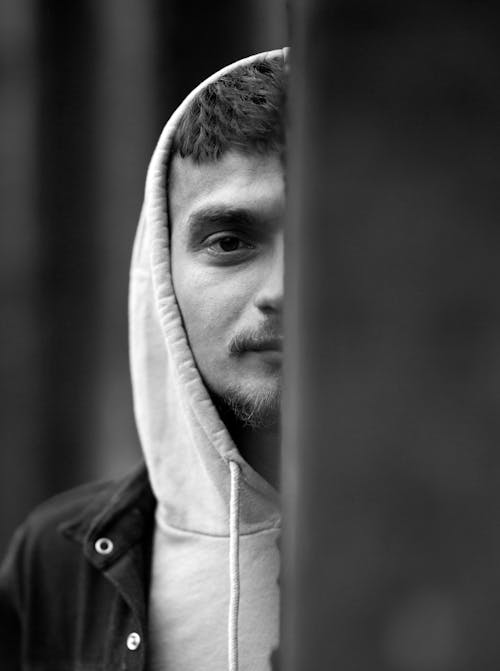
[4,479,122,579]
[4,465,150,568]
[8,479,119,562]
[24,477,117,534]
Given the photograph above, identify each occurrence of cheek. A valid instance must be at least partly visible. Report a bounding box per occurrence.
[173,267,251,349]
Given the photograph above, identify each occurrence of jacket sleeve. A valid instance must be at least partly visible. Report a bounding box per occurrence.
[0,525,26,671]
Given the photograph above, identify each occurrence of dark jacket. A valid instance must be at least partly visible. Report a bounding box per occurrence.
[0,465,156,671]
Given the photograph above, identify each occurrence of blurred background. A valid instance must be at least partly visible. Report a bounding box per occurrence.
[4,2,500,667]
[0,0,287,556]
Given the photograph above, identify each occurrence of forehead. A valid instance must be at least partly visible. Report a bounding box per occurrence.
[168,150,285,230]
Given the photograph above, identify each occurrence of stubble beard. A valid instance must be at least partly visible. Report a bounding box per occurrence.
[215,378,282,430]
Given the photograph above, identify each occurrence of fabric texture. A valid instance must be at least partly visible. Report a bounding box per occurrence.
[0,466,155,671]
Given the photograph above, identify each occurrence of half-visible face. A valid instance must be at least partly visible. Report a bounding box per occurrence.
[169,150,285,426]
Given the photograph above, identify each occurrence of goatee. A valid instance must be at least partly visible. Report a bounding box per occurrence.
[213,385,281,430]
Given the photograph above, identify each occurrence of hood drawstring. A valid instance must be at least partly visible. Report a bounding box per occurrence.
[228,461,241,671]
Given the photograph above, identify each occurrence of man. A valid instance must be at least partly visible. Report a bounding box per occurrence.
[0,47,288,671]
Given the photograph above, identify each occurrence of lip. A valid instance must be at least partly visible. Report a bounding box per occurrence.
[248,338,283,352]
[248,348,283,365]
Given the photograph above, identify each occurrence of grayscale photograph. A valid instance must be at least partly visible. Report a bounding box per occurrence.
[1,2,499,670]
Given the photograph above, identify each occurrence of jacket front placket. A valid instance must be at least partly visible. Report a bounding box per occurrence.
[60,470,155,670]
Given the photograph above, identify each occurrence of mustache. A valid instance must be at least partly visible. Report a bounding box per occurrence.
[229,325,283,354]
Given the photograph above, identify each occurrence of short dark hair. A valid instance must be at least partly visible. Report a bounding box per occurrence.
[171,59,287,162]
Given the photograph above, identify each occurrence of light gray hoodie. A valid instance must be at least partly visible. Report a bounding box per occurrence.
[129,48,288,671]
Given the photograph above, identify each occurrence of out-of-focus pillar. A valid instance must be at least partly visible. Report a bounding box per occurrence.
[283,2,500,669]
[92,0,156,480]
[37,3,101,491]
[0,0,43,555]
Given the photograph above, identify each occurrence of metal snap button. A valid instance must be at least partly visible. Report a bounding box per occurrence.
[127,632,141,651]
[94,537,114,555]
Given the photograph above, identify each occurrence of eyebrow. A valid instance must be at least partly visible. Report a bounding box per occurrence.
[186,206,259,233]
[184,207,266,247]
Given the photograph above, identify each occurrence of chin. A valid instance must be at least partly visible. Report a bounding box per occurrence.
[219,376,282,429]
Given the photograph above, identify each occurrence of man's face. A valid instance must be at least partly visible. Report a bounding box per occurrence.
[170,150,285,427]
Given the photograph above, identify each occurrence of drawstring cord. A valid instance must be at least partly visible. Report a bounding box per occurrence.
[228,461,241,671]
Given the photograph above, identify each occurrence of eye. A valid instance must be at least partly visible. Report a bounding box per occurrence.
[206,233,254,256]
[217,236,243,252]
[201,231,257,264]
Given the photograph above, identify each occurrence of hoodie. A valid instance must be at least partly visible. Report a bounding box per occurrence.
[129,48,288,671]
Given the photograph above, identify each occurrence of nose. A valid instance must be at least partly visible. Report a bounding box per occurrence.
[253,234,284,313]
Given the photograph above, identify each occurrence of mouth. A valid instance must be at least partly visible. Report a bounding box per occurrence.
[229,330,283,357]
[247,338,283,353]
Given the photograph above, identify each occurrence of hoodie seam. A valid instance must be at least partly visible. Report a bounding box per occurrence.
[156,518,281,539]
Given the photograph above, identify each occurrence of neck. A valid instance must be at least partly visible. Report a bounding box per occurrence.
[235,424,281,491]
[217,405,281,490]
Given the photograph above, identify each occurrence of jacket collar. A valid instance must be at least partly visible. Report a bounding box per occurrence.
[58,463,156,571]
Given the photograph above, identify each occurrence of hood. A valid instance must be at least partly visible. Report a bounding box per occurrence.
[129,48,288,541]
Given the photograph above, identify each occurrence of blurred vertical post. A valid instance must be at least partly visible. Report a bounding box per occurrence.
[36,2,101,492]
[0,1,43,553]
[92,1,157,479]
[283,2,500,669]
